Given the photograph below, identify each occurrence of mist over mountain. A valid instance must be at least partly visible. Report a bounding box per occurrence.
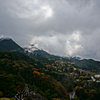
[0,37,99,61]
[0,37,100,73]
[0,37,54,58]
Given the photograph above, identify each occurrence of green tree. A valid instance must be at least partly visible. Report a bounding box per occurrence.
[0,91,3,97]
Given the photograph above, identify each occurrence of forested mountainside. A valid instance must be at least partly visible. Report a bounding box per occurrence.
[0,52,67,100]
[0,51,100,100]
[0,38,100,100]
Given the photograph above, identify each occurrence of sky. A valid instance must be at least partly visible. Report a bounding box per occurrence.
[0,0,100,60]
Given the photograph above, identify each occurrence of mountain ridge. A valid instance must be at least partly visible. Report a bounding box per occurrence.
[0,37,100,72]
[0,38,100,100]
[0,37,24,52]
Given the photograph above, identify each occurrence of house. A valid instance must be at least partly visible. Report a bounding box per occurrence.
[94,74,100,78]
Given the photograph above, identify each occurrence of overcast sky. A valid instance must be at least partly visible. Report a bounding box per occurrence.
[0,0,100,60]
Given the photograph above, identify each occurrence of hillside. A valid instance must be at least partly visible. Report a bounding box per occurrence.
[0,51,100,100]
[0,52,68,100]
[0,38,100,100]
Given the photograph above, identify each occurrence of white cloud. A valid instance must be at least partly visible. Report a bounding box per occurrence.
[65,31,83,56]
[41,5,53,19]
[31,35,65,55]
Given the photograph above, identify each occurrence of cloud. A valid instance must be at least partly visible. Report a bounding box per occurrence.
[31,34,67,56]
[0,0,100,60]
[65,31,83,56]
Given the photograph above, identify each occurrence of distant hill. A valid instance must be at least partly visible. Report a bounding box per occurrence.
[30,49,60,59]
[70,58,100,72]
[0,38,24,52]
[31,49,51,57]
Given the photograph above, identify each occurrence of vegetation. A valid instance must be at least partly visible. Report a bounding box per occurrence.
[0,51,100,100]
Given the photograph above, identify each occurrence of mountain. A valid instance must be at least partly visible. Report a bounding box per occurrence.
[24,43,61,59]
[0,38,24,52]
[0,37,55,58]
[30,49,52,57]
[0,51,100,100]
[71,58,100,72]
[0,37,100,72]
[0,38,100,100]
